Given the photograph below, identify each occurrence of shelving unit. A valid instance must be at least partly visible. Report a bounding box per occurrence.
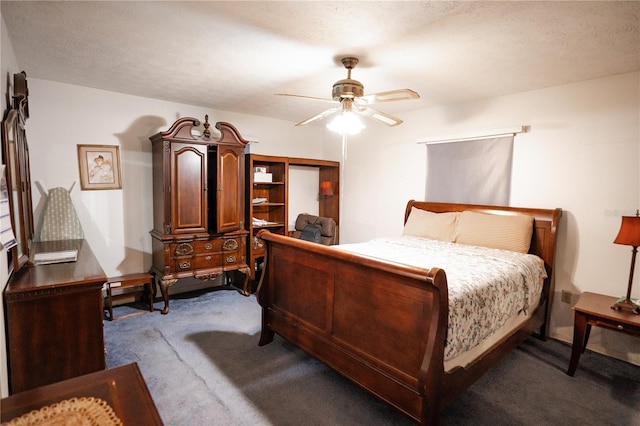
[245,154,340,283]
[246,155,289,281]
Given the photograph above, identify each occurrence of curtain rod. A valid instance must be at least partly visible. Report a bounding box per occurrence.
[416,125,528,145]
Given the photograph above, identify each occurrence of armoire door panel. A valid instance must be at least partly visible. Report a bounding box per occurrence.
[217,147,243,233]
[171,143,207,234]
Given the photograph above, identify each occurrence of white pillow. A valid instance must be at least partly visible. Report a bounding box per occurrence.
[455,210,533,253]
[402,207,458,242]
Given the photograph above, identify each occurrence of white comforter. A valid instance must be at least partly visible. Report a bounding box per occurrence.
[335,236,547,360]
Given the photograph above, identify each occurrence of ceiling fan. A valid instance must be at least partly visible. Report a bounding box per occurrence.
[276,57,420,130]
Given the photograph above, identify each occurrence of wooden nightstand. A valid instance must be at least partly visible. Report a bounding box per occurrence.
[567,291,640,376]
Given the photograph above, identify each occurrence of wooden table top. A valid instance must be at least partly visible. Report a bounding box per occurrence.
[1,363,163,425]
[573,291,640,326]
[4,239,106,294]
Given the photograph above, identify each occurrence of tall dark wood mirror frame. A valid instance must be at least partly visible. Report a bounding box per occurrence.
[1,71,34,273]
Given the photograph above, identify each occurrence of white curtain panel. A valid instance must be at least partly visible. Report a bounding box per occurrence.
[425,136,514,205]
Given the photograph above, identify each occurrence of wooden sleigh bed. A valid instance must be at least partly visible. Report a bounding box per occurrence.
[256,200,561,424]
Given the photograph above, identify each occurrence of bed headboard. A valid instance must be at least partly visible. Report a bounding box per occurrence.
[404,200,562,278]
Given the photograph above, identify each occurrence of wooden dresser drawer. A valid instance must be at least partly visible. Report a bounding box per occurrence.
[193,253,223,269]
[171,238,241,255]
[172,254,223,272]
[170,240,220,257]
[191,239,223,252]
[593,318,640,335]
[168,236,244,273]
[223,252,242,266]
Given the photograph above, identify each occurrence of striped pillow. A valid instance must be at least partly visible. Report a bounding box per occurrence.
[455,210,533,253]
[403,207,458,242]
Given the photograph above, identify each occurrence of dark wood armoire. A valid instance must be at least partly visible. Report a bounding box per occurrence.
[149,116,250,313]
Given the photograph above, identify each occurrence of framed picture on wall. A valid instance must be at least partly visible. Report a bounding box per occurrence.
[77,144,122,190]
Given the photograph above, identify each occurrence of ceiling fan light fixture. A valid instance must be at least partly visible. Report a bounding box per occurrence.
[279,56,418,129]
[327,111,365,135]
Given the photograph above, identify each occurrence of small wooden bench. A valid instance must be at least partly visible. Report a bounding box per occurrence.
[104,273,155,320]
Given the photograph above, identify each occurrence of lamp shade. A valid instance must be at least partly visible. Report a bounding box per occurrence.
[320,181,334,197]
[614,214,640,247]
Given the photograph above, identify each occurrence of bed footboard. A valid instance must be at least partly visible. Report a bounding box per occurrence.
[256,231,449,423]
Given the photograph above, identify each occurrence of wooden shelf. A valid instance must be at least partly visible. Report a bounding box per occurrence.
[253,223,285,229]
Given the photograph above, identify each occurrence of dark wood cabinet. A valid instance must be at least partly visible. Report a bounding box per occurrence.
[4,239,107,394]
[149,116,251,313]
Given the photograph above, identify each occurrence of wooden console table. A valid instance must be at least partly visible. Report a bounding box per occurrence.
[4,239,107,394]
[1,363,162,425]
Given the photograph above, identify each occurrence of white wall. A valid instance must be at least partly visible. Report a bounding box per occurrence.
[333,72,640,364]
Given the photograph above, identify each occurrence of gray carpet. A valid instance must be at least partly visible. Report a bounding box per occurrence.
[104,288,640,425]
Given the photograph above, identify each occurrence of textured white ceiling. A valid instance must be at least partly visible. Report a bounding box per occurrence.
[2,1,639,126]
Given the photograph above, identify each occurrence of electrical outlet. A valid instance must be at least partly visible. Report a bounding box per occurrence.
[561,290,572,304]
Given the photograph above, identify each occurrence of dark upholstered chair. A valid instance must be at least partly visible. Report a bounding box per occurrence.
[292,213,337,246]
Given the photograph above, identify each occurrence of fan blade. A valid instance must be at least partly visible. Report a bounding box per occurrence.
[275,93,338,104]
[356,89,420,105]
[356,106,403,127]
[295,107,340,126]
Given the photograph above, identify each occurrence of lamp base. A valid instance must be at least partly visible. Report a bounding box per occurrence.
[611,297,640,314]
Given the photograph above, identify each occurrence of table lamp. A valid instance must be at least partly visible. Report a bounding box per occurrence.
[611,209,640,314]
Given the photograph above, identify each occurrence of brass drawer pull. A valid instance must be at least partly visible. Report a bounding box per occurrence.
[175,243,194,256]
[223,239,238,251]
[205,256,211,260]
[617,325,624,330]
[179,261,191,270]
[204,243,213,250]
[226,256,236,264]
